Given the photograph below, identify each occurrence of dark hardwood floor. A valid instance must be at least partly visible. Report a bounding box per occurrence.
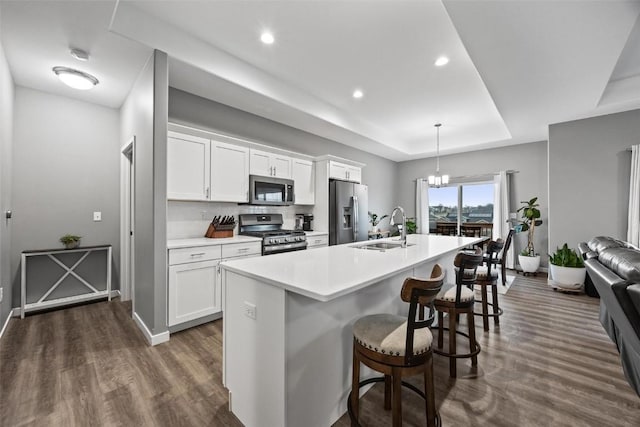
[1,274,639,426]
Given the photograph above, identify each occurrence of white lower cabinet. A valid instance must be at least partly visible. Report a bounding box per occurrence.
[168,241,262,328]
[168,259,220,326]
[307,234,329,249]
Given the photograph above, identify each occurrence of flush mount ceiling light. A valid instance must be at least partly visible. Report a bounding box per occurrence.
[428,123,449,187]
[434,56,449,67]
[260,31,275,44]
[52,66,99,90]
[352,89,364,99]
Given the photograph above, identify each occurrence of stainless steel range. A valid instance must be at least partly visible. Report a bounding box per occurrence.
[239,213,307,255]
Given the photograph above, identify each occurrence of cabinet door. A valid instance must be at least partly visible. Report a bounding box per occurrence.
[211,141,250,202]
[167,134,210,200]
[329,161,348,180]
[292,159,315,205]
[168,260,220,326]
[249,149,273,177]
[346,166,362,183]
[271,154,292,178]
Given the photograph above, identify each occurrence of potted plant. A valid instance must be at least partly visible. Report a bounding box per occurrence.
[368,211,388,232]
[548,243,586,291]
[60,234,81,249]
[516,197,543,274]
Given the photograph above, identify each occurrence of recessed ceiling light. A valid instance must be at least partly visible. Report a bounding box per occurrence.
[52,66,99,90]
[69,48,90,61]
[260,32,275,45]
[435,56,449,67]
[353,89,364,99]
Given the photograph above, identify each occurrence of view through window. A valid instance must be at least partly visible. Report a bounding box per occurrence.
[428,182,494,237]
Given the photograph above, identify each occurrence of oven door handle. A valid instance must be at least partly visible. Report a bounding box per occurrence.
[353,196,358,242]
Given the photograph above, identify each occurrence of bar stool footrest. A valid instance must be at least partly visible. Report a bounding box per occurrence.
[430,326,482,358]
[347,376,441,427]
[473,301,504,318]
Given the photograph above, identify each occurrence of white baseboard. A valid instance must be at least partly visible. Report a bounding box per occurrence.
[133,311,170,346]
[0,308,14,341]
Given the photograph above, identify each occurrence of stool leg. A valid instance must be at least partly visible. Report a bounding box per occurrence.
[351,343,360,423]
[438,310,444,349]
[501,263,507,286]
[449,309,457,377]
[468,310,478,367]
[392,367,402,427]
[424,352,436,427]
[492,283,500,325]
[481,285,489,331]
[384,374,392,410]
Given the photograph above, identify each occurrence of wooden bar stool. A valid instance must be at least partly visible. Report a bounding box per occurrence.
[349,264,445,427]
[433,248,483,378]
[475,239,505,331]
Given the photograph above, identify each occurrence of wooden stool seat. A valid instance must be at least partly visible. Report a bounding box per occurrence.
[349,265,444,427]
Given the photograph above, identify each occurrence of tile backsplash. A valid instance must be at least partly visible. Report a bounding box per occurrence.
[167,201,314,239]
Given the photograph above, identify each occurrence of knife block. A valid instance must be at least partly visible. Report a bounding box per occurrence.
[205,224,234,238]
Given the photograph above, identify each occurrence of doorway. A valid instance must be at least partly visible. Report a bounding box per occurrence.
[121,137,135,314]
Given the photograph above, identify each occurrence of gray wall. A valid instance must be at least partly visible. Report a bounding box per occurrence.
[0,33,14,329]
[10,87,121,307]
[549,109,640,251]
[168,88,398,222]
[397,141,549,264]
[120,50,168,335]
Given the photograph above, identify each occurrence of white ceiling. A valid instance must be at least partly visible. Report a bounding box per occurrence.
[2,1,640,161]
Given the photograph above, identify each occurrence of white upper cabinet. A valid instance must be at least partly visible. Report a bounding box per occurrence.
[167,133,210,200]
[210,140,250,202]
[292,158,315,205]
[250,148,292,178]
[329,160,361,183]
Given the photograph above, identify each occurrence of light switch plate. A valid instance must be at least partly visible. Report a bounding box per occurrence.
[243,301,256,320]
[0,287,3,303]
[93,211,102,221]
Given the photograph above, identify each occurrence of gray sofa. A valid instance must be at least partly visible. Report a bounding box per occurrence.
[578,236,640,396]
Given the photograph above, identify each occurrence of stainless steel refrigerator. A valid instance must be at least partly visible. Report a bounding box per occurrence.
[329,180,369,245]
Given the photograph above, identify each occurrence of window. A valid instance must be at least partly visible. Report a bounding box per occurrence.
[428,182,494,236]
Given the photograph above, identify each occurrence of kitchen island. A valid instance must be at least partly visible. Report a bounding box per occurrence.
[221,234,481,427]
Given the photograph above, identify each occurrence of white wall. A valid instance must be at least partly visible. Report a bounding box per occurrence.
[120,50,169,337]
[549,109,640,250]
[10,87,121,307]
[168,88,398,230]
[0,32,15,329]
[396,141,549,265]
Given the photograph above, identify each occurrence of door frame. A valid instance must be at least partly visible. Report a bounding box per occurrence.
[120,136,135,312]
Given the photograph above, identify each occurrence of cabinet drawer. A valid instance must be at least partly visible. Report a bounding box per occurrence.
[222,242,262,259]
[169,245,222,265]
[307,235,328,248]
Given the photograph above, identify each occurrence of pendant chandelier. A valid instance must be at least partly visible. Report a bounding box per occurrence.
[428,123,449,187]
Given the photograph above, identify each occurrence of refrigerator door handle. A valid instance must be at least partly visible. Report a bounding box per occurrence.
[353,195,358,241]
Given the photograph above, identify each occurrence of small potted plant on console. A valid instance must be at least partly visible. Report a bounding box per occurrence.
[60,234,81,249]
[517,197,543,275]
[548,243,586,291]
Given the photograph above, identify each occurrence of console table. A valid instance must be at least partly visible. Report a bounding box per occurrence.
[21,245,112,318]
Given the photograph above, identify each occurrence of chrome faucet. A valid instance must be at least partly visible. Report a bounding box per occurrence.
[389,206,407,248]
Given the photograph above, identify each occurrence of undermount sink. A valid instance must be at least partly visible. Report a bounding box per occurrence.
[351,241,414,251]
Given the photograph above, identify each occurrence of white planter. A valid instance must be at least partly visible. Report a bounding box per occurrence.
[518,254,540,273]
[549,264,586,290]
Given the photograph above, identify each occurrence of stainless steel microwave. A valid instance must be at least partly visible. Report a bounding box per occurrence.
[249,175,295,206]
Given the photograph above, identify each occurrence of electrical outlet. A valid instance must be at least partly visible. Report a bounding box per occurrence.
[93,211,102,221]
[243,301,256,320]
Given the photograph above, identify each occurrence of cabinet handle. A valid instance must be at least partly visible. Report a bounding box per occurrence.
[269,166,273,176]
[217,266,221,274]
[206,187,210,198]
[238,248,250,252]
[274,166,277,176]
[190,252,206,257]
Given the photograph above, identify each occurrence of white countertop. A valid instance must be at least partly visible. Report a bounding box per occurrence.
[221,234,482,302]
[167,235,262,249]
